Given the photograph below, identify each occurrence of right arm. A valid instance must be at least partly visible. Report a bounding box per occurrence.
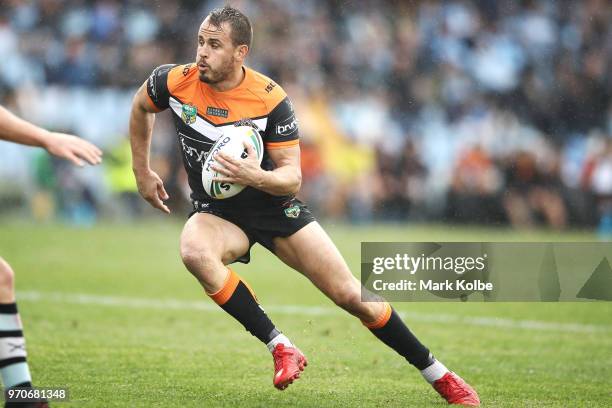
[129,82,170,214]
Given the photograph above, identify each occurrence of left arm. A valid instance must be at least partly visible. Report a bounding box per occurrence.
[212,94,302,196]
[213,143,302,196]
[255,145,302,196]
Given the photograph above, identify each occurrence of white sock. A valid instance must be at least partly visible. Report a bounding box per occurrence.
[420,355,449,384]
[0,303,32,389]
[266,333,293,352]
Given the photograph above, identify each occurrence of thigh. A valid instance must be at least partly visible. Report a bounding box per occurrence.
[273,222,360,297]
[181,212,251,265]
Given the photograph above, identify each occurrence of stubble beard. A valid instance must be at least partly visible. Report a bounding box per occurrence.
[198,58,234,84]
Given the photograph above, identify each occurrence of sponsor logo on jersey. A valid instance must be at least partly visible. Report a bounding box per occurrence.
[265,81,277,93]
[284,204,301,218]
[180,137,208,166]
[182,64,192,76]
[181,103,198,124]
[276,116,298,136]
[148,75,156,98]
[193,200,209,210]
[235,117,260,131]
[206,106,229,118]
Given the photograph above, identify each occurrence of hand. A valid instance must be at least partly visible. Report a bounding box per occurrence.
[134,169,170,214]
[44,132,103,166]
[211,141,264,188]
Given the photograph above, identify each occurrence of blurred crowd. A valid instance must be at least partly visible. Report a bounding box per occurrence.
[0,0,611,233]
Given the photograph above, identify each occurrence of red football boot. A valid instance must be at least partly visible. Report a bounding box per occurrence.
[433,372,480,406]
[272,344,307,390]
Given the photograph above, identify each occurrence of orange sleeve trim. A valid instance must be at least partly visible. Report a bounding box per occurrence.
[362,302,392,329]
[145,92,163,113]
[265,139,300,150]
[207,268,240,306]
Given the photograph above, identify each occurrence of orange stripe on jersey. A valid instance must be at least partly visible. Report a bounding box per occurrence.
[145,92,163,113]
[265,140,300,150]
[166,64,288,126]
[362,302,392,329]
[207,268,240,306]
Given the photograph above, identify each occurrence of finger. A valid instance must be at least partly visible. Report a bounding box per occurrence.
[217,152,239,166]
[243,140,255,156]
[85,142,103,157]
[215,154,239,172]
[147,196,171,214]
[83,144,103,163]
[74,147,100,166]
[75,138,103,158]
[157,181,170,200]
[159,202,171,214]
[66,135,103,159]
[211,164,233,176]
[213,176,237,183]
[64,150,84,167]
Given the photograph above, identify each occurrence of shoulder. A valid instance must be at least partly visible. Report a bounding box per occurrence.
[146,63,199,111]
[244,67,288,112]
[148,63,198,91]
[166,63,199,93]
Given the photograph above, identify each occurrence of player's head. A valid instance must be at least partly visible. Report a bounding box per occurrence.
[197,6,252,84]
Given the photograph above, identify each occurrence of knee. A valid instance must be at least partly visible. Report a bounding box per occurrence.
[332,283,386,322]
[332,284,364,315]
[180,241,220,279]
[0,258,15,291]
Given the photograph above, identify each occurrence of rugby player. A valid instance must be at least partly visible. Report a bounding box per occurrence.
[129,6,479,406]
[0,105,102,408]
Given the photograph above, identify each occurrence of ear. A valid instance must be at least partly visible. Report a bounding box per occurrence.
[235,44,249,62]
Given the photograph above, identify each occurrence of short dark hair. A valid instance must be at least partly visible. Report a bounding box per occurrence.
[207,6,252,49]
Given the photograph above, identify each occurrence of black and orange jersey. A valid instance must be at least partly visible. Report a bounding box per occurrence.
[146,63,299,207]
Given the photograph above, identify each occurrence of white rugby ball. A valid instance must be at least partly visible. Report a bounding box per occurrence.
[201,125,264,199]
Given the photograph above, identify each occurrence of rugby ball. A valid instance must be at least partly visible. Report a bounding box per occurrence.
[201,126,264,199]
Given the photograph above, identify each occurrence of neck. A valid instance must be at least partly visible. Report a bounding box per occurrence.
[210,66,245,92]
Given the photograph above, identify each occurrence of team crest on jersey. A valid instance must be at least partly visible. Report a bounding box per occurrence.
[284,204,301,218]
[181,103,198,125]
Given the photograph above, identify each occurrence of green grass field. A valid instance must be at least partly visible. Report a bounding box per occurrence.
[0,221,611,407]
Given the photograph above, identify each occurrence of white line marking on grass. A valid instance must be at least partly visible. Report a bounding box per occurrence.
[16,291,611,334]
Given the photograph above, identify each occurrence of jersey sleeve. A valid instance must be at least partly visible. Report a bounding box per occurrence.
[145,64,176,112]
[263,97,299,150]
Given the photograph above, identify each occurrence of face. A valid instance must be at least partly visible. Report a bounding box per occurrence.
[196,18,243,84]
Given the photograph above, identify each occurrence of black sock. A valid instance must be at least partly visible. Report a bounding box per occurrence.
[366,305,433,370]
[208,269,279,344]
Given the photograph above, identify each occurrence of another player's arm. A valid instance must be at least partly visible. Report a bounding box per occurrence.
[129,82,170,213]
[0,105,102,166]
